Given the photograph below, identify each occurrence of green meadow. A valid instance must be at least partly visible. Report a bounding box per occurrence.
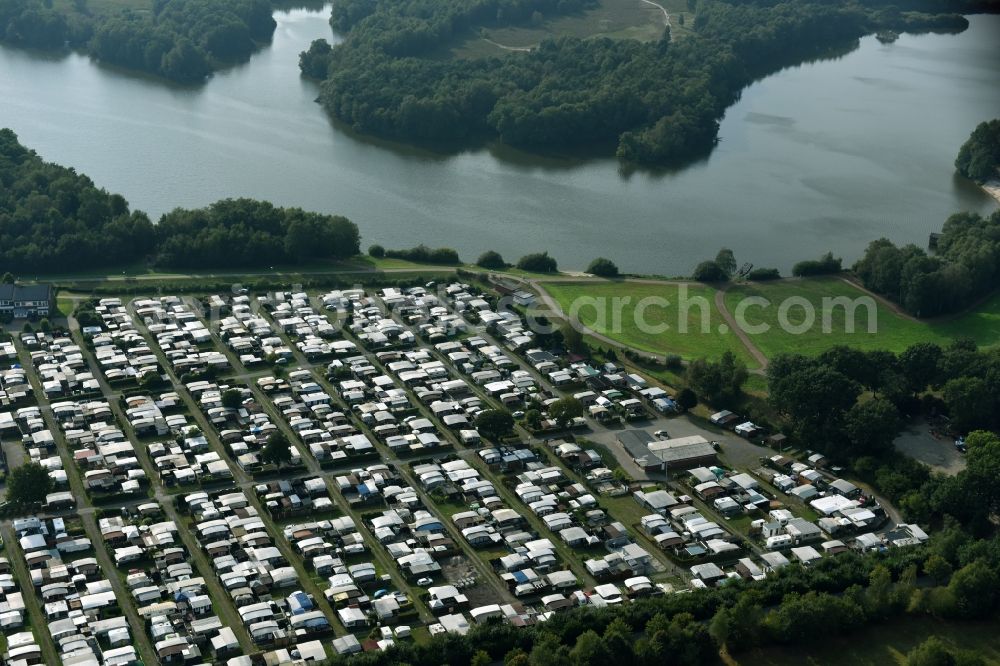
[451,0,692,59]
[724,278,1000,358]
[541,281,758,367]
[543,277,1000,366]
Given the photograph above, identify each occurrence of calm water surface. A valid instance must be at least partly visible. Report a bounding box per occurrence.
[1,8,998,273]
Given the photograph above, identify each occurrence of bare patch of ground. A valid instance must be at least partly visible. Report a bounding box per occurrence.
[441,554,496,607]
[895,419,967,475]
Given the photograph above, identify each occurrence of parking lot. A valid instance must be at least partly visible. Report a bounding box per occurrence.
[894,419,967,475]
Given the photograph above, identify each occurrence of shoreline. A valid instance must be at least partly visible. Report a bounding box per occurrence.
[982,179,1000,204]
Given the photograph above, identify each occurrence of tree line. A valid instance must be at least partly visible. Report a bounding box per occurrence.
[369,243,462,265]
[0,129,359,273]
[955,118,1000,183]
[691,247,836,283]
[768,339,1000,455]
[300,0,976,165]
[687,351,748,407]
[0,0,276,82]
[690,205,1000,321]
[153,198,360,268]
[854,209,1000,317]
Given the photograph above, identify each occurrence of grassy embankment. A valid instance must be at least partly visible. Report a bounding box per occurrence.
[25,256,466,296]
[25,252,583,295]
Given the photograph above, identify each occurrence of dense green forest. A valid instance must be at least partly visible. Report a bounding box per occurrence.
[0,128,155,272]
[853,209,1000,317]
[0,129,359,272]
[329,0,597,54]
[153,198,360,268]
[854,124,1000,317]
[955,118,1000,183]
[0,0,276,82]
[301,0,981,164]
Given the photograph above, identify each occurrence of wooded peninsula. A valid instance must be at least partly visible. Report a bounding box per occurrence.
[0,0,277,82]
[1,0,992,160]
[0,128,359,272]
[955,118,1000,184]
[300,0,986,164]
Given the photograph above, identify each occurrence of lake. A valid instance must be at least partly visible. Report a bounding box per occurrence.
[0,7,997,274]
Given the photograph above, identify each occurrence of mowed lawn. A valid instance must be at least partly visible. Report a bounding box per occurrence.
[724,277,1000,358]
[541,281,757,367]
[936,288,1000,344]
[734,616,1000,666]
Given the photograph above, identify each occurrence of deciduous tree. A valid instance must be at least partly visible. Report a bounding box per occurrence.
[477,250,507,269]
[549,397,584,429]
[261,432,293,468]
[474,409,515,441]
[7,462,52,508]
[586,257,619,277]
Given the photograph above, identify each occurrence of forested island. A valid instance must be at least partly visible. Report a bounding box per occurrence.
[955,118,1000,183]
[0,0,276,82]
[300,0,983,165]
[0,128,359,272]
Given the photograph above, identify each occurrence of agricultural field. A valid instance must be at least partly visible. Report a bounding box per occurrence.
[540,280,757,367]
[451,0,691,59]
